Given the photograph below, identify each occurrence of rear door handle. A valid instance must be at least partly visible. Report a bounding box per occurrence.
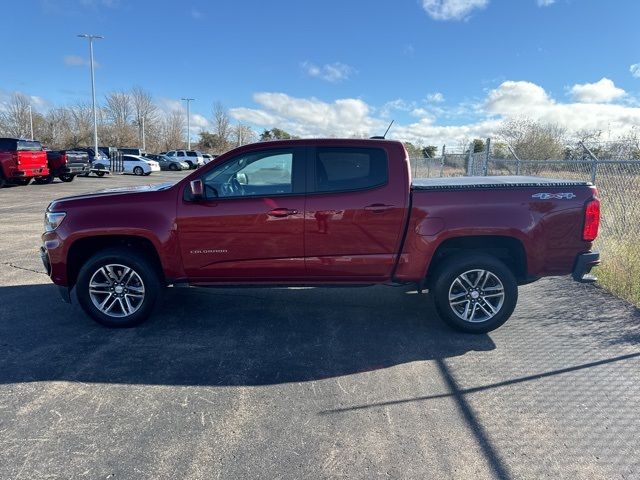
[267,208,299,217]
[364,204,394,213]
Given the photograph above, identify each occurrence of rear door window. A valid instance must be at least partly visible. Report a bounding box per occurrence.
[313,147,388,193]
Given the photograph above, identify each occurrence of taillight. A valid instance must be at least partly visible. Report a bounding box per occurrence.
[583,198,600,241]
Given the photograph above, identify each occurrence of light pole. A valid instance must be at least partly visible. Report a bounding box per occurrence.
[181,98,195,150]
[27,105,33,140]
[136,116,146,151]
[141,116,146,151]
[77,34,103,160]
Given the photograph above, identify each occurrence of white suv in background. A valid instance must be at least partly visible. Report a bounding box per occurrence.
[164,150,204,169]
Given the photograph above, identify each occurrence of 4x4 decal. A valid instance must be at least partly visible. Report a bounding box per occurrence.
[532,192,576,200]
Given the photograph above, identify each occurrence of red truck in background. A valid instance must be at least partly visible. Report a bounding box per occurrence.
[37,150,92,184]
[40,139,601,333]
[0,138,49,187]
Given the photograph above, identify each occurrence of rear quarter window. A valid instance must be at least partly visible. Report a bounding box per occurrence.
[17,140,42,151]
[314,147,388,193]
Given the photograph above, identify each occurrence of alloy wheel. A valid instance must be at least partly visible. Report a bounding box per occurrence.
[88,264,145,318]
[448,269,505,323]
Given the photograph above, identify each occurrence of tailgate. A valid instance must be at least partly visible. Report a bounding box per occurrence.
[66,152,91,165]
[17,150,47,169]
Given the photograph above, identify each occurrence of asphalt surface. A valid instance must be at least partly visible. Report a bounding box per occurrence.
[1,172,639,480]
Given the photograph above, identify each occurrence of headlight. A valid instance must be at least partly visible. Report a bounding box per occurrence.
[45,212,66,232]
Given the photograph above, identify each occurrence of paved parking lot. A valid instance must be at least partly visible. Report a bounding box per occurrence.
[1,172,639,479]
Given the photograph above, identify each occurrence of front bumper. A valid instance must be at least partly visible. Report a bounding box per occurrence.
[40,246,51,276]
[572,251,600,283]
[40,243,71,303]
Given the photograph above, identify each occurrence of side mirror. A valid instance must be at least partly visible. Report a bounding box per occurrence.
[190,179,204,200]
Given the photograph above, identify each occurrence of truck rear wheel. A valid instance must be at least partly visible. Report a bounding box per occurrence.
[431,254,518,333]
[13,178,32,186]
[59,173,75,182]
[76,248,161,328]
[33,175,53,184]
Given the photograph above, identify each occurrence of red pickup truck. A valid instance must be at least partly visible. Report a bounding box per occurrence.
[40,139,600,332]
[0,138,49,187]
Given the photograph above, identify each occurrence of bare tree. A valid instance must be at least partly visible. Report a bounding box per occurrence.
[66,103,95,147]
[231,123,256,147]
[104,91,135,146]
[212,101,231,150]
[0,93,32,138]
[130,86,158,147]
[498,117,566,161]
[160,110,185,151]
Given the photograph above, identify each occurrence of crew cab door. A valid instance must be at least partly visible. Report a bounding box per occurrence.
[304,145,408,278]
[176,147,306,281]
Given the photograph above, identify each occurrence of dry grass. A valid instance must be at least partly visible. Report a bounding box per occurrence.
[595,238,640,307]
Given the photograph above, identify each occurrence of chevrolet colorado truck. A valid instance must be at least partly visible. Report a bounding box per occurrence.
[40,139,601,332]
[0,138,49,187]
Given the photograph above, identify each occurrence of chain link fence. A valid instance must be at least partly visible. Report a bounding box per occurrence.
[409,140,640,306]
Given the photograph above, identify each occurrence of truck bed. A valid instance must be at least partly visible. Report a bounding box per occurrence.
[411,175,591,190]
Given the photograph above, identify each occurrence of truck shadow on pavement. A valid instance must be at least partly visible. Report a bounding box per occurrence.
[0,283,495,386]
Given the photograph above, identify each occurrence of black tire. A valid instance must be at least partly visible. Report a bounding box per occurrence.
[33,175,53,184]
[133,166,144,176]
[0,175,7,188]
[14,177,32,186]
[169,163,179,171]
[59,174,75,182]
[76,248,162,328]
[95,171,106,177]
[430,253,518,333]
[185,161,194,169]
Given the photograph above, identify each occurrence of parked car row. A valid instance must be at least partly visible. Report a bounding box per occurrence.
[0,138,219,188]
[94,154,160,176]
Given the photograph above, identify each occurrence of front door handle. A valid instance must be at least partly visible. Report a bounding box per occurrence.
[364,204,394,213]
[267,208,299,217]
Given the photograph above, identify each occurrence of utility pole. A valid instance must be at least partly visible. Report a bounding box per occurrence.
[181,98,195,150]
[77,34,103,159]
[27,105,33,140]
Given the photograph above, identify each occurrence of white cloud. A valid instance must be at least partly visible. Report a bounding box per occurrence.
[537,0,555,6]
[569,78,626,103]
[301,61,355,83]
[190,8,203,19]
[421,0,488,21]
[486,80,553,114]
[228,80,640,147]
[630,64,640,79]
[231,92,383,137]
[427,92,445,103]
[63,54,100,68]
[79,0,119,8]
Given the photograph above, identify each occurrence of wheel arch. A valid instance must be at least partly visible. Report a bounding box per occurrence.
[67,235,165,288]
[425,235,528,285]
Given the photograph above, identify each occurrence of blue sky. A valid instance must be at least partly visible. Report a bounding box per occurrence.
[2,0,640,144]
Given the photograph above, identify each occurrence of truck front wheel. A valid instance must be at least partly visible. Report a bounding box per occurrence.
[76,248,161,328]
[431,254,518,333]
